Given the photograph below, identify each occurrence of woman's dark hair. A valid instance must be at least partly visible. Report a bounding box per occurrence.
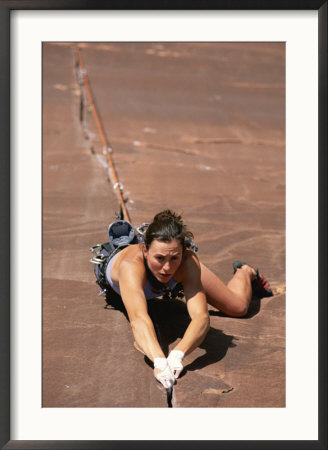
[144,210,193,250]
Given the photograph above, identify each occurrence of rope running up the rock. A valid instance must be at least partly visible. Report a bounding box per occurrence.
[75,45,131,222]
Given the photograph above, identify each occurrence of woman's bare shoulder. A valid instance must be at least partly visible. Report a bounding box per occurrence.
[175,249,200,282]
[110,244,145,284]
[183,248,200,265]
[119,243,144,262]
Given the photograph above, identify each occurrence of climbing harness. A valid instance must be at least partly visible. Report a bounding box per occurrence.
[89,214,142,296]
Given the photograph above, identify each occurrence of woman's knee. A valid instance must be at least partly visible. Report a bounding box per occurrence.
[206,294,249,317]
[228,303,249,317]
[212,292,249,317]
[227,294,249,317]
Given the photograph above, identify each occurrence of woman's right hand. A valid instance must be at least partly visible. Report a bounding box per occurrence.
[153,357,175,389]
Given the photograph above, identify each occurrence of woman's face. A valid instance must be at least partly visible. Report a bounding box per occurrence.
[143,239,183,283]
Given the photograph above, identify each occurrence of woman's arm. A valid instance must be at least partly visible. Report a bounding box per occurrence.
[173,252,210,356]
[119,259,175,389]
[166,252,210,378]
[118,259,165,362]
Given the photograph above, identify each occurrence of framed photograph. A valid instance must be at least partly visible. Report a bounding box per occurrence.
[1,2,327,449]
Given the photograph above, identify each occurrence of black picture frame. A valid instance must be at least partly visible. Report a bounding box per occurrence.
[0,2,327,450]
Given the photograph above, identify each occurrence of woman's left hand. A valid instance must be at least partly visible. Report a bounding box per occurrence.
[167,349,185,379]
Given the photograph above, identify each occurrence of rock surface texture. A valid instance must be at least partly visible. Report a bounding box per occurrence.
[43,42,285,408]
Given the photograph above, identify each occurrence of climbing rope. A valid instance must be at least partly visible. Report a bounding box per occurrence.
[75,45,131,222]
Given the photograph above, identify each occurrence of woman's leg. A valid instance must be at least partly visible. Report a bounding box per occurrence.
[200,262,256,317]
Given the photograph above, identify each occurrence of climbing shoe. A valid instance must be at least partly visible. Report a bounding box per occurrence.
[232,260,273,298]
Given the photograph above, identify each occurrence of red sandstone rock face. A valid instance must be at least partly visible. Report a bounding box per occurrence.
[42,42,285,407]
